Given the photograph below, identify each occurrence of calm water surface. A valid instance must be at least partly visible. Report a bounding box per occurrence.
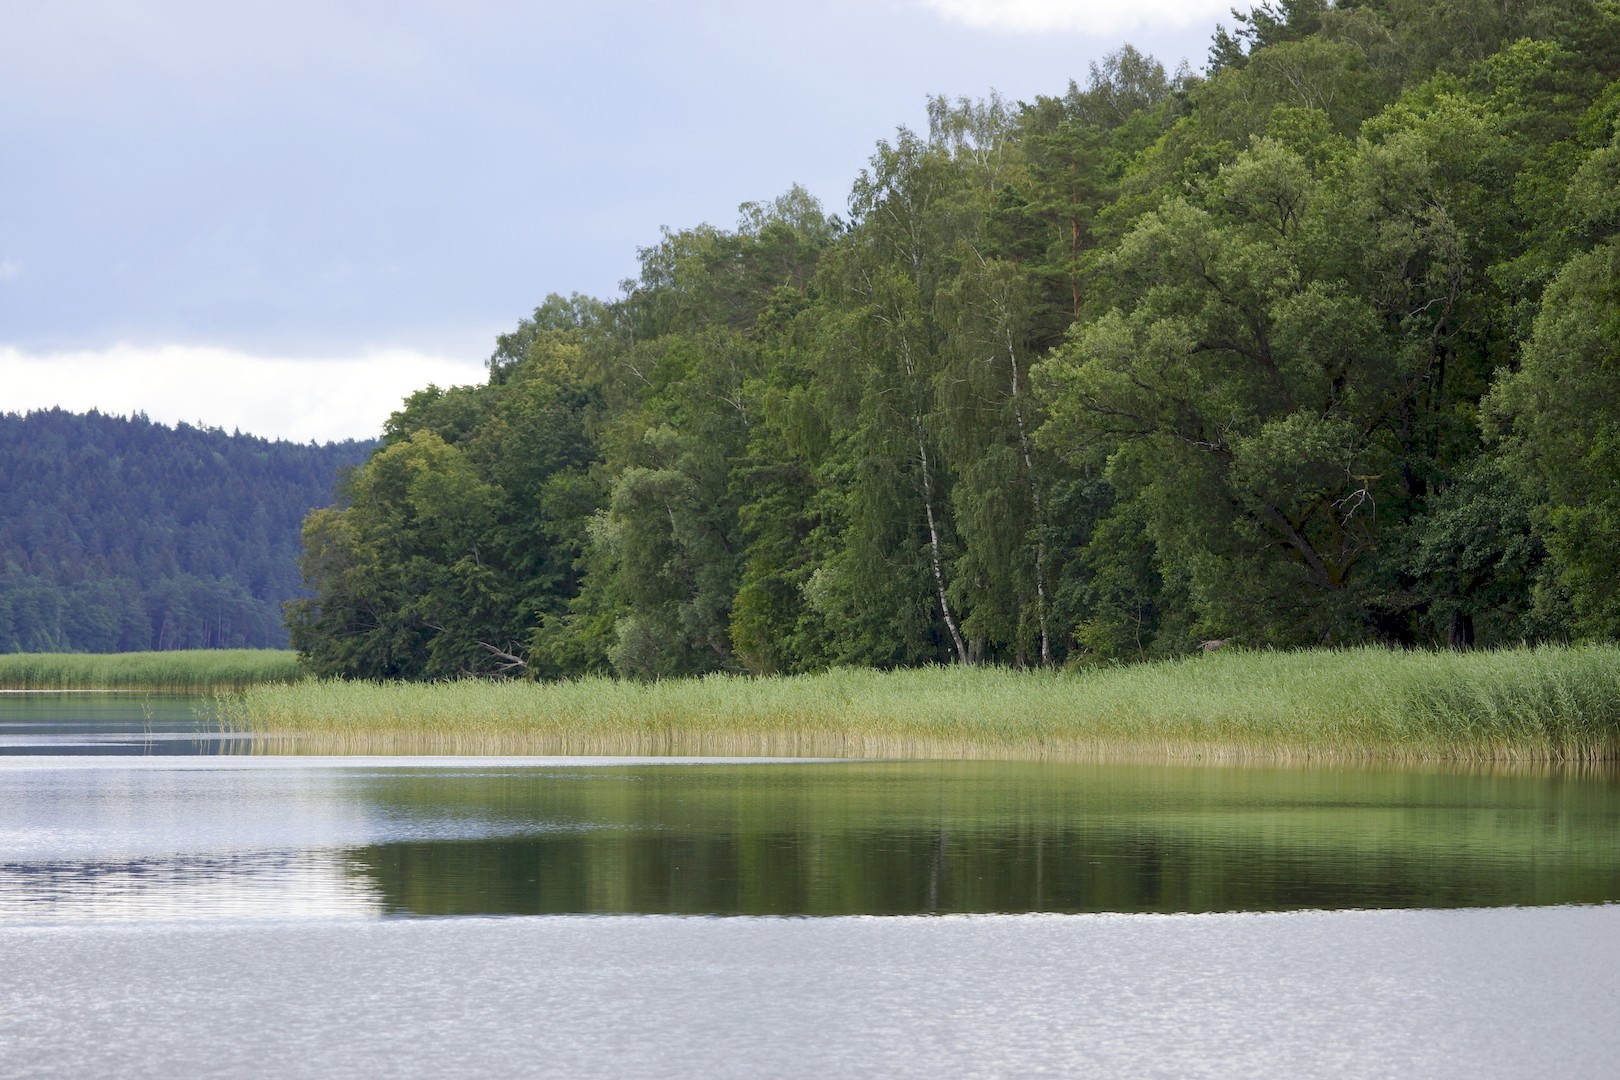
[3,692,1618,1077]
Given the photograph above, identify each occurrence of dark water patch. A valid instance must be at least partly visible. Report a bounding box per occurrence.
[343,760,1620,916]
[1,754,1616,920]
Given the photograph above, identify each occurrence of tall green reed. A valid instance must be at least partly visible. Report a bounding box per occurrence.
[0,649,308,692]
[226,645,1620,762]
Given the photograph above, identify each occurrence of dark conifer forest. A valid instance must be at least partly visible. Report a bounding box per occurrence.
[288,0,1620,679]
[0,409,373,651]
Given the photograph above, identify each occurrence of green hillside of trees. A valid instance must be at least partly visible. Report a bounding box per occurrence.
[0,409,373,651]
[291,0,1620,679]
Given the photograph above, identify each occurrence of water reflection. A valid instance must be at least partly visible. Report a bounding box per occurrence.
[0,692,245,756]
[0,756,1616,921]
[3,693,1619,921]
[0,850,382,921]
[342,761,1620,916]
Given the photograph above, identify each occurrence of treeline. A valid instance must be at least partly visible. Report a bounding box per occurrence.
[0,409,373,651]
[291,0,1620,679]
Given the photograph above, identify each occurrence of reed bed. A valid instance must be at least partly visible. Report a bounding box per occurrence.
[224,645,1620,762]
[0,649,308,692]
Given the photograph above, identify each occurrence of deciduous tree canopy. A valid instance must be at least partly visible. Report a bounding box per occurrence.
[290,0,1620,678]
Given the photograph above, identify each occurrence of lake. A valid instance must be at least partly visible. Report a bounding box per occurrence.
[3,692,1618,1077]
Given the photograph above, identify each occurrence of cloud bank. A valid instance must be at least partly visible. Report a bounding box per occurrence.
[0,344,487,444]
[915,0,1230,35]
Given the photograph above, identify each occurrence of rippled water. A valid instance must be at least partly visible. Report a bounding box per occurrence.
[3,692,1618,1077]
[6,908,1620,1079]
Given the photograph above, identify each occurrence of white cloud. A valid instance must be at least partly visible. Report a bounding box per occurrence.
[914,0,1230,35]
[0,259,21,281]
[0,343,488,444]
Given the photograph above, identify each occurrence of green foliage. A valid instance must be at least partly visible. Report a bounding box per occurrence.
[232,645,1620,763]
[290,315,601,679]
[1486,237,1620,636]
[1041,123,1466,644]
[1405,456,1559,645]
[0,649,306,690]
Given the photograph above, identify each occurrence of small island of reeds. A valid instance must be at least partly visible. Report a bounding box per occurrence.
[0,649,308,693]
[222,644,1620,763]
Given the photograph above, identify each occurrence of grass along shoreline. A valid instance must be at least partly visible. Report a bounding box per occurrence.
[223,645,1620,762]
[0,649,308,692]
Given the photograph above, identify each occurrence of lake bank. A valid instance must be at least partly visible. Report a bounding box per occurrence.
[224,645,1620,762]
[0,650,307,692]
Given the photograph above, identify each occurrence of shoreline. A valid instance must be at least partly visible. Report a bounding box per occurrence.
[9,645,1619,763]
[0,649,306,693]
[218,645,1620,764]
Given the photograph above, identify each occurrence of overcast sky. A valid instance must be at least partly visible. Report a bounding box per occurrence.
[0,1,1230,442]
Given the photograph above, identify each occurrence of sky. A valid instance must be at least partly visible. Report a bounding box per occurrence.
[0,0,1231,443]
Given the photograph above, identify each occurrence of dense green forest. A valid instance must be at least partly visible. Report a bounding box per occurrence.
[0,409,372,651]
[291,0,1620,680]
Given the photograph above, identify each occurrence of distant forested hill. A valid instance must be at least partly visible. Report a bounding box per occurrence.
[0,409,374,651]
